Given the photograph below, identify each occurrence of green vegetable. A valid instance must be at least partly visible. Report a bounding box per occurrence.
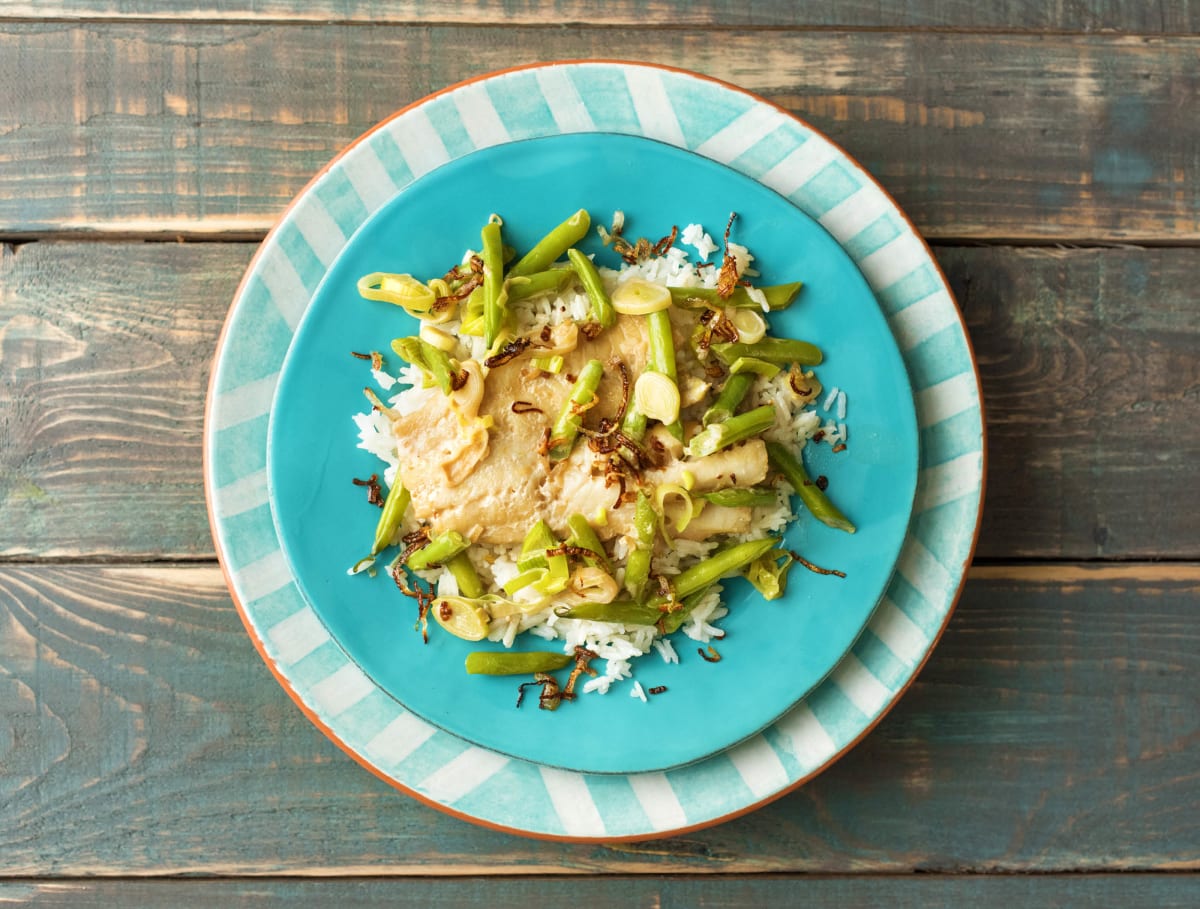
[623,491,656,601]
[766,440,856,534]
[481,217,506,347]
[507,209,591,278]
[465,651,573,675]
[703,372,755,426]
[701,486,778,507]
[728,356,781,378]
[390,336,461,395]
[446,552,484,598]
[743,549,794,600]
[712,337,823,367]
[549,358,603,460]
[687,404,776,458]
[504,267,575,303]
[557,601,663,625]
[407,530,470,571]
[669,282,803,311]
[371,480,410,556]
[567,513,610,570]
[566,248,616,328]
[660,585,716,634]
[661,537,780,602]
[517,520,558,571]
[624,309,682,441]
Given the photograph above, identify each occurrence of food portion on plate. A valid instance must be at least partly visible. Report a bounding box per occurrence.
[348,208,856,707]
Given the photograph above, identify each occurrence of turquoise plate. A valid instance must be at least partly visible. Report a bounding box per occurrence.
[206,61,985,838]
[266,133,918,774]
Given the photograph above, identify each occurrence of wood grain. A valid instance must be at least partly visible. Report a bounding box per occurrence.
[6,0,1198,32]
[3,242,1195,561]
[0,24,1196,241]
[1,562,1197,873]
[0,242,253,559]
[2,875,1200,908]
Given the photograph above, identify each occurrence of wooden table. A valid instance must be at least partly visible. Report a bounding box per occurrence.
[2,3,1197,906]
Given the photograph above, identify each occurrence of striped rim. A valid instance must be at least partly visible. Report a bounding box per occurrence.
[203,60,985,841]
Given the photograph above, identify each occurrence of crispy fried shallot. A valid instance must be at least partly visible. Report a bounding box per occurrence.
[352,473,384,507]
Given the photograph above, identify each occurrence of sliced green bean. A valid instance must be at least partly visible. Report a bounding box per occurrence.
[407,530,470,571]
[446,552,484,598]
[557,601,662,625]
[712,337,823,367]
[549,358,603,461]
[765,441,856,534]
[481,218,505,348]
[703,371,754,426]
[508,209,591,278]
[700,486,778,507]
[646,309,683,440]
[665,537,780,601]
[623,491,656,601]
[661,585,716,634]
[687,404,776,458]
[465,651,573,675]
[566,248,616,328]
[371,480,410,555]
[391,336,460,395]
[669,282,803,311]
[567,513,610,570]
[728,356,781,378]
[505,267,574,303]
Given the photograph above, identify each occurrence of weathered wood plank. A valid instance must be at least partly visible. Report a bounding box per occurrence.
[0,242,253,559]
[6,0,1198,32]
[3,242,1194,561]
[2,875,1200,908]
[1,563,1197,873]
[0,25,1196,241]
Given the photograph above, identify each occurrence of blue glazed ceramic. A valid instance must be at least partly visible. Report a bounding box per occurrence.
[266,133,918,774]
[206,61,985,839]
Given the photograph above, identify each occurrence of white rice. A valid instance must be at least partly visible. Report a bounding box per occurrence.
[353,222,840,695]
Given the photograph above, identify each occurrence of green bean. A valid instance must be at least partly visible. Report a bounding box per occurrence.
[371,480,410,555]
[712,337,823,367]
[507,209,591,278]
[661,585,716,634]
[700,486,778,507]
[666,537,780,601]
[567,513,610,570]
[557,601,662,625]
[481,218,506,348]
[446,552,484,598]
[623,491,656,600]
[702,372,754,426]
[686,404,776,458]
[391,336,460,395]
[646,309,683,440]
[728,356,781,378]
[566,248,616,328]
[465,651,573,675]
[549,358,603,460]
[765,441,856,534]
[407,530,470,570]
[505,267,574,303]
[623,310,680,441]
[669,282,803,311]
[621,401,648,440]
